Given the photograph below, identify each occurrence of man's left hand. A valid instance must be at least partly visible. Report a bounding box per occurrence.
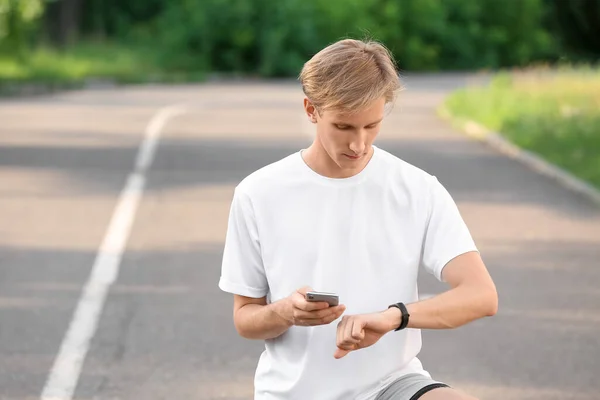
[334,310,395,359]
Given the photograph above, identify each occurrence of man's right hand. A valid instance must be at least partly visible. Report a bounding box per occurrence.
[279,286,346,327]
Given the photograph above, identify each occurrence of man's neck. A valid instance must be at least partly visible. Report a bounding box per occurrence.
[302,142,373,179]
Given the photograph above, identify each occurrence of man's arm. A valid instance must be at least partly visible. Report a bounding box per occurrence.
[233,295,293,340]
[233,287,346,340]
[383,251,498,331]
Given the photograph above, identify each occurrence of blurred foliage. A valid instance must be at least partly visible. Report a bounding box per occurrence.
[545,0,600,61]
[141,0,554,75]
[444,67,600,188]
[146,0,321,76]
[0,0,599,82]
[0,42,154,83]
[0,0,45,58]
[0,41,207,97]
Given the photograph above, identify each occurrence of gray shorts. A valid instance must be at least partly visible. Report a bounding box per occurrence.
[375,373,449,400]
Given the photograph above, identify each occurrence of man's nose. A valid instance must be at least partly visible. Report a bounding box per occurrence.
[349,131,367,154]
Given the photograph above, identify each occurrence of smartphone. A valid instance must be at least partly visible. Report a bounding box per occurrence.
[305,291,339,306]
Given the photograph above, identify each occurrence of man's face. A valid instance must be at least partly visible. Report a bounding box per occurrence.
[304,97,386,172]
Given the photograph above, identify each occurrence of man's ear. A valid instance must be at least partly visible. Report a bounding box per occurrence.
[303,98,318,123]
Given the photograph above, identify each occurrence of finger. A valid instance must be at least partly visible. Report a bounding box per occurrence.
[334,347,350,359]
[296,286,314,296]
[313,306,346,326]
[333,304,346,318]
[324,304,345,318]
[320,310,343,325]
[336,317,347,347]
[342,318,360,346]
[337,318,357,349]
[332,305,346,323]
[292,292,329,312]
[323,305,346,324]
[300,313,339,326]
[302,301,331,312]
[297,298,331,312]
[352,318,365,341]
[295,306,346,326]
[296,304,345,320]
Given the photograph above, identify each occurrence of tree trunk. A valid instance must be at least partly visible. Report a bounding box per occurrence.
[44,0,84,47]
[59,0,84,46]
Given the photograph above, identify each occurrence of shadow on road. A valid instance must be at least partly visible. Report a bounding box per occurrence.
[1,136,598,219]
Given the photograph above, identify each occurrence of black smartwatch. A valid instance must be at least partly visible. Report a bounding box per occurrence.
[388,302,410,331]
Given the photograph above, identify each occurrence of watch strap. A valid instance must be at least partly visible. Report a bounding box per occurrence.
[388,302,410,331]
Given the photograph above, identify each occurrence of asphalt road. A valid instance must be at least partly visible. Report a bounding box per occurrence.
[1,74,599,400]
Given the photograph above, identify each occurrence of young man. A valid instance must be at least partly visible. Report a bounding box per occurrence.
[218,38,498,400]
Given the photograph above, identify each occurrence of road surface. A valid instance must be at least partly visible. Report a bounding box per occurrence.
[1,74,599,400]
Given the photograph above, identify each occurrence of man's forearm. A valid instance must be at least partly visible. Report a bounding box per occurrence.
[235,299,293,340]
[383,284,498,331]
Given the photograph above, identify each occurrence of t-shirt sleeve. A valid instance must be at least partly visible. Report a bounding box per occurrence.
[421,176,479,282]
[218,187,269,298]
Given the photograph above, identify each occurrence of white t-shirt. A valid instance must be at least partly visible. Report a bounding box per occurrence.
[218,145,478,400]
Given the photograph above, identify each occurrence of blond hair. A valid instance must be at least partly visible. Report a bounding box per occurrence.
[299,38,402,114]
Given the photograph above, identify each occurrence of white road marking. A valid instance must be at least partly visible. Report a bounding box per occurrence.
[40,104,187,400]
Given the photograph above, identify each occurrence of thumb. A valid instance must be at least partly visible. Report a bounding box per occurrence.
[297,286,314,296]
[334,347,350,359]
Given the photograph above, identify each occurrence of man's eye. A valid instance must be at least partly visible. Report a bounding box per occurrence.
[335,125,350,130]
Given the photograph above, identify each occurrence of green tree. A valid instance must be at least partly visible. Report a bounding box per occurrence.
[0,0,45,58]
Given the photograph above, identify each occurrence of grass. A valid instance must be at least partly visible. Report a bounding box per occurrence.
[444,66,600,189]
[0,41,207,93]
